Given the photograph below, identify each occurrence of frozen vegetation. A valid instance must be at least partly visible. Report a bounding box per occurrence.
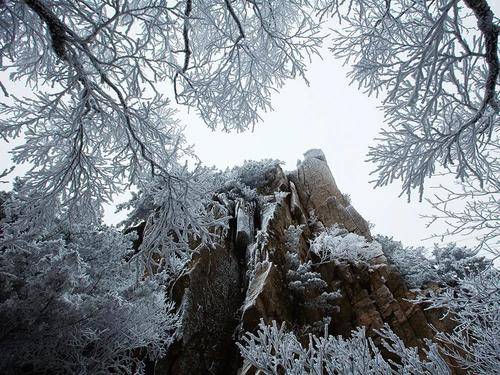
[0,0,498,373]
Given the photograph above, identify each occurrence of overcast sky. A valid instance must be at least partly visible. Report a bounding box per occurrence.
[178,51,467,249]
[178,3,499,251]
[0,47,475,250]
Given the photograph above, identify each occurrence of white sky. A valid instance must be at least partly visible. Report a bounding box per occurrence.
[178,51,468,249]
[2,40,488,251]
[178,3,498,251]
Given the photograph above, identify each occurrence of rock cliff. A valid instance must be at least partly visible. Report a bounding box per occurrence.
[152,150,452,374]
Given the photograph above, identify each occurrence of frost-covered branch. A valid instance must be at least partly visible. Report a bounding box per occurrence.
[416,268,500,374]
[0,212,180,374]
[321,0,499,249]
[377,235,491,287]
[424,178,500,255]
[238,319,451,374]
[0,0,323,233]
[310,224,383,264]
[326,0,499,200]
[322,0,498,198]
[120,166,229,275]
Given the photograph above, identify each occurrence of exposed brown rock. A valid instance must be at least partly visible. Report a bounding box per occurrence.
[241,260,292,330]
[156,150,454,374]
[158,244,243,374]
[289,149,372,239]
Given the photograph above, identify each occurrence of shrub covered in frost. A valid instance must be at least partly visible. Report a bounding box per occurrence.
[285,252,340,315]
[310,225,381,264]
[221,159,283,199]
[431,243,490,285]
[376,235,491,288]
[284,226,340,316]
[375,235,437,288]
[238,319,450,374]
[117,167,229,277]
[0,218,178,374]
[225,159,282,188]
[285,225,305,251]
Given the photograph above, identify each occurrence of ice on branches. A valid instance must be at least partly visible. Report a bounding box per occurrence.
[0,0,322,230]
[416,268,500,375]
[326,0,499,197]
[325,0,500,251]
[120,166,229,276]
[377,235,491,288]
[238,319,451,374]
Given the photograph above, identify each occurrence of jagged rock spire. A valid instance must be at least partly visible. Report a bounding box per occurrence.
[157,151,452,375]
[289,149,372,240]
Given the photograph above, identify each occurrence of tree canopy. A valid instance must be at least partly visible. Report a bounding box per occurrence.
[0,0,498,373]
[1,0,497,250]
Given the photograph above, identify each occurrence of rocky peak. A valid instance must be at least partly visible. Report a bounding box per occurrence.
[156,150,452,374]
[289,149,372,240]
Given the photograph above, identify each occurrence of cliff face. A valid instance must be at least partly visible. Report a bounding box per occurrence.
[155,150,450,374]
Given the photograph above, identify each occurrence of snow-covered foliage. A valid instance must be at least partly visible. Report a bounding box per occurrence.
[0,211,179,374]
[284,226,340,317]
[322,0,500,251]
[285,225,305,252]
[238,319,450,374]
[376,236,438,288]
[378,236,499,374]
[119,167,229,276]
[285,252,340,315]
[0,0,319,230]
[325,0,499,196]
[221,159,283,198]
[431,243,491,284]
[418,268,500,375]
[424,180,500,256]
[377,235,491,287]
[310,225,381,264]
